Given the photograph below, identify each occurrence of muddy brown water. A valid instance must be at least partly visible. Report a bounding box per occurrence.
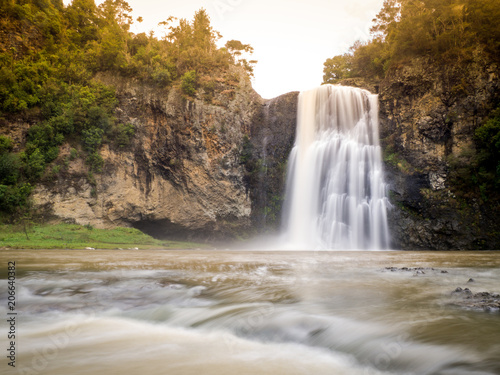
[1,249,499,374]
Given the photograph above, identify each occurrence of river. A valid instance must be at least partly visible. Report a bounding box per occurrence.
[1,250,499,374]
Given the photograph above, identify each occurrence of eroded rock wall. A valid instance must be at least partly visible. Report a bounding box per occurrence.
[376,58,500,249]
[246,91,299,231]
[33,69,263,240]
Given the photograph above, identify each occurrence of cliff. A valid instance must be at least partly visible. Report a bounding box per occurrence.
[345,55,500,249]
[244,91,299,231]
[32,68,264,241]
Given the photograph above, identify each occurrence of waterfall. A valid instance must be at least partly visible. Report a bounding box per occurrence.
[282,84,390,250]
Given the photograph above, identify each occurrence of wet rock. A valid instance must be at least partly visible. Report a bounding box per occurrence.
[452,287,472,295]
[449,288,500,313]
[429,171,447,191]
[384,266,446,274]
[467,278,475,283]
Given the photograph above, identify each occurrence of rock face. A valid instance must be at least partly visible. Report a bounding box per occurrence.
[245,91,299,231]
[33,69,263,241]
[376,57,500,250]
[340,56,500,249]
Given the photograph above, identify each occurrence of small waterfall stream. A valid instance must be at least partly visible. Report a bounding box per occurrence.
[283,84,390,249]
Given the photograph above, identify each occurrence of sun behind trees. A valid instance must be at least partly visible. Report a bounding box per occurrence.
[0,0,256,218]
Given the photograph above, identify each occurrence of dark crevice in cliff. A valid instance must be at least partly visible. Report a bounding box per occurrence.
[132,219,206,242]
[244,91,299,232]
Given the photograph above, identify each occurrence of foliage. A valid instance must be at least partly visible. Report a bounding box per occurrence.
[0,135,31,214]
[323,54,353,83]
[0,183,32,214]
[0,153,20,185]
[0,135,13,154]
[114,122,135,147]
[180,70,197,96]
[446,108,500,201]
[225,39,257,77]
[474,108,500,189]
[323,0,500,83]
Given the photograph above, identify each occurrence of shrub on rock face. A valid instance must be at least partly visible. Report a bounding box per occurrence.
[181,70,197,96]
[474,108,500,188]
[0,136,13,154]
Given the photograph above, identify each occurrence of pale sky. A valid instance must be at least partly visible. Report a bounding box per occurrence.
[65,0,385,99]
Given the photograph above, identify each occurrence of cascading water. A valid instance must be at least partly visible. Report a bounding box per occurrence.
[283,84,390,250]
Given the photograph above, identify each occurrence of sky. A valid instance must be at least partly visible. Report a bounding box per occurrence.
[65,0,385,99]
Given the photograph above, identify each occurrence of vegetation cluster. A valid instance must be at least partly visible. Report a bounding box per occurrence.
[323,0,499,83]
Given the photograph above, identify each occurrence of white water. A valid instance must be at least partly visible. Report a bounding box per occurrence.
[283,84,390,250]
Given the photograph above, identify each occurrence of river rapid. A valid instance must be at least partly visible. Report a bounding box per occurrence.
[1,250,499,375]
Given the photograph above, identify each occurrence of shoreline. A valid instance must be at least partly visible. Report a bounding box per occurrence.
[0,223,208,250]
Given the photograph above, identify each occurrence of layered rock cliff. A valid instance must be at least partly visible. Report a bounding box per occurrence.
[33,68,264,241]
[344,55,500,249]
[244,91,298,231]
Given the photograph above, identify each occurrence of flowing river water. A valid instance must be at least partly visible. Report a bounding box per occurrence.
[1,249,499,375]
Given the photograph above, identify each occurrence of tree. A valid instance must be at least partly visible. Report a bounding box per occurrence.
[466,0,500,62]
[225,40,256,76]
[65,0,100,46]
[323,54,352,83]
[192,8,218,53]
[225,40,254,58]
[98,0,133,31]
[370,0,402,40]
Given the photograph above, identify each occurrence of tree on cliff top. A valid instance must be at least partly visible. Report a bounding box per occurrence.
[323,0,500,84]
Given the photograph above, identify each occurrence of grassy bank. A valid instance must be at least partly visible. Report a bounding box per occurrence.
[0,224,207,250]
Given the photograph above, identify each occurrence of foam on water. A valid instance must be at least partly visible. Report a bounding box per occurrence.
[15,316,388,375]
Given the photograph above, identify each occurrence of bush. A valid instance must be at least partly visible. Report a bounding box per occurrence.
[0,153,20,185]
[82,127,104,152]
[0,183,32,214]
[115,123,135,147]
[0,136,13,154]
[69,148,79,160]
[181,70,197,96]
[23,148,46,181]
[86,151,103,173]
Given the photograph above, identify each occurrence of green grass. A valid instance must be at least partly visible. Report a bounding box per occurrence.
[0,223,207,250]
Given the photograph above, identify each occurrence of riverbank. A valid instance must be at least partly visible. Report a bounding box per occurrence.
[0,223,208,250]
